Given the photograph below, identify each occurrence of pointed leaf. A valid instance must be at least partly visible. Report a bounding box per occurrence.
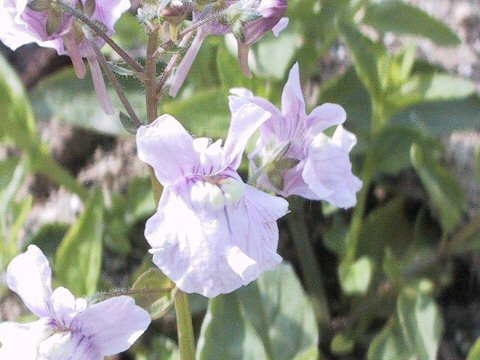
[197,263,319,360]
[55,189,104,296]
[389,73,476,111]
[363,0,460,47]
[131,268,175,319]
[339,256,374,295]
[367,319,414,360]
[340,22,387,99]
[410,143,464,234]
[467,337,480,360]
[397,285,444,360]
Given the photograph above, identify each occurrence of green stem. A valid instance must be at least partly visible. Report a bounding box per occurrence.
[175,290,197,360]
[345,100,385,263]
[287,197,331,329]
[88,38,142,127]
[344,147,375,263]
[144,29,196,360]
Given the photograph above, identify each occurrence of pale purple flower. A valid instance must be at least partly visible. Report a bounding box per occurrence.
[0,0,131,113]
[0,245,150,359]
[230,63,362,208]
[136,103,289,298]
[169,0,288,96]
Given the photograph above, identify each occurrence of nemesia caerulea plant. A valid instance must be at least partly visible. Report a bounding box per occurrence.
[0,0,473,357]
[230,63,362,208]
[0,0,131,113]
[0,245,150,359]
[136,103,289,298]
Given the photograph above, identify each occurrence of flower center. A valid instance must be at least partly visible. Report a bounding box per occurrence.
[190,177,245,210]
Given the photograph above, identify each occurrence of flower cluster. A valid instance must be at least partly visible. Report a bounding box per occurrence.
[137,63,361,298]
[168,0,288,96]
[0,245,150,359]
[231,63,362,208]
[0,0,131,113]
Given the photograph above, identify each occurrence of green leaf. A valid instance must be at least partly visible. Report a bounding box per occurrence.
[111,12,147,52]
[197,263,319,360]
[331,332,355,356]
[27,0,51,11]
[363,0,460,47]
[28,223,70,259]
[367,318,413,360]
[131,268,175,319]
[371,125,439,175]
[392,95,480,136]
[340,22,387,100]
[292,346,320,360]
[397,285,444,360]
[410,143,464,234]
[467,337,480,360]
[319,67,371,135]
[389,73,476,111]
[132,335,180,360]
[162,89,230,139]
[382,248,402,283]
[0,56,87,199]
[125,176,156,224]
[0,158,29,220]
[55,190,104,296]
[30,68,144,136]
[46,9,63,36]
[217,46,253,89]
[476,148,480,186]
[0,54,40,152]
[338,256,374,295]
[119,111,139,134]
[253,26,298,79]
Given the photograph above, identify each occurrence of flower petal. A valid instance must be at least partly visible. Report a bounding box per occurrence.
[136,115,198,185]
[92,0,131,33]
[281,63,306,123]
[272,17,289,36]
[7,245,53,318]
[228,88,284,142]
[0,320,48,360]
[74,296,150,356]
[307,103,347,135]
[147,181,288,297]
[169,31,207,97]
[223,103,272,170]
[50,287,78,328]
[303,126,362,208]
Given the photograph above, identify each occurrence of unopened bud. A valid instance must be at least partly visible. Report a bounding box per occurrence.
[158,0,192,28]
[27,0,52,12]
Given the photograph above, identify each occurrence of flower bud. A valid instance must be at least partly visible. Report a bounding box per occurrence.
[158,0,192,41]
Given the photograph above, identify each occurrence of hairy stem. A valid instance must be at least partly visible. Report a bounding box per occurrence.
[89,38,142,127]
[56,1,144,73]
[145,29,196,360]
